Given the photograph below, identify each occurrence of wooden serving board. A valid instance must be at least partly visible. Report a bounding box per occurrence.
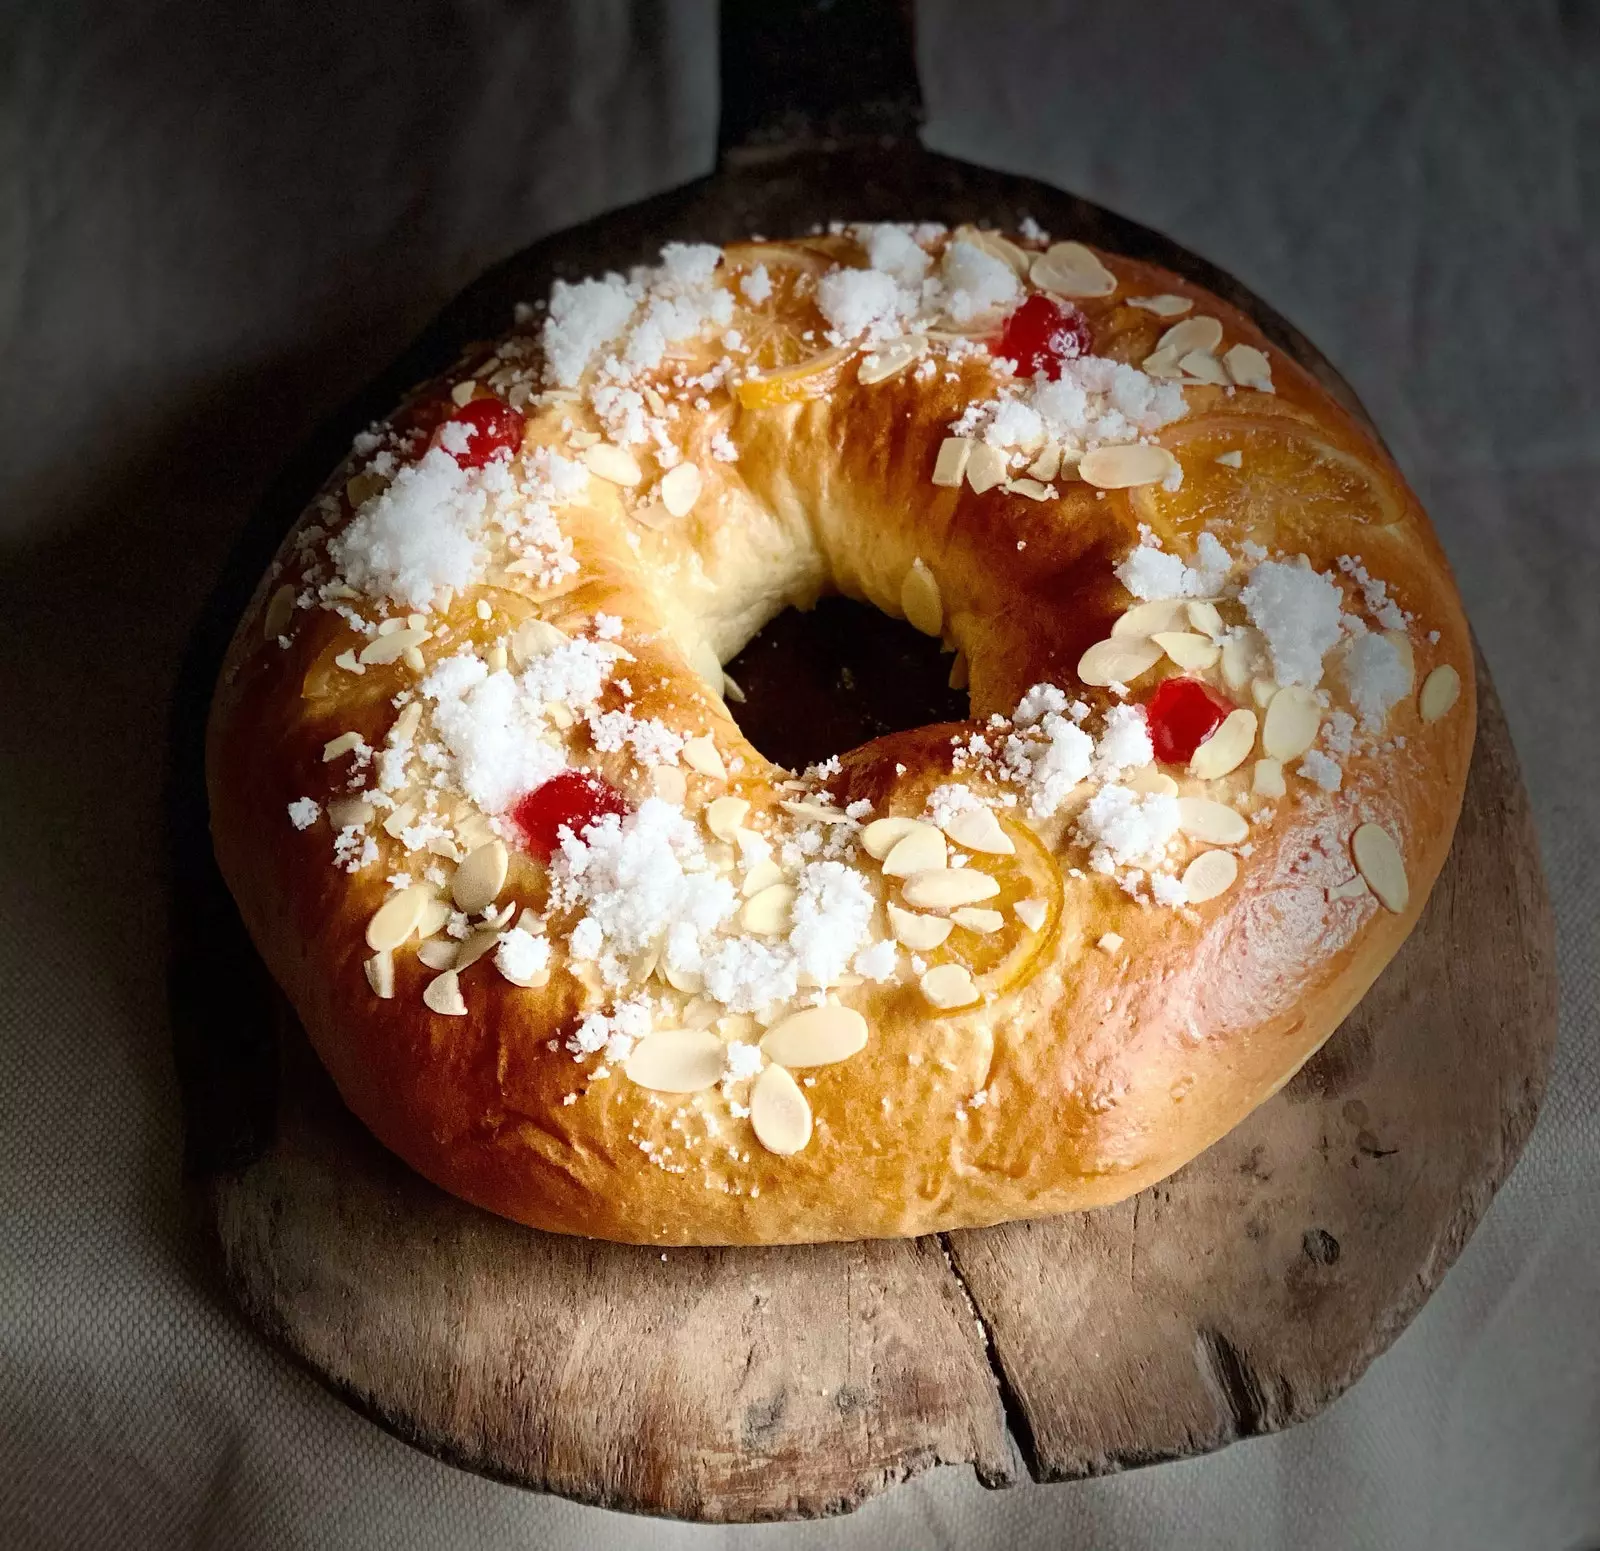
[169,132,1558,1522]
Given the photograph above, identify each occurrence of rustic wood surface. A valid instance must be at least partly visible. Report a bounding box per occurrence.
[173,139,1559,1522]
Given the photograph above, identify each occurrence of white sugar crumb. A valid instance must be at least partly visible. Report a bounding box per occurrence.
[723,1041,764,1081]
[855,222,932,287]
[1339,632,1411,728]
[1093,704,1153,776]
[1116,531,1232,601]
[1240,560,1344,686]
[1337,555,1409,630]
[496,926,551,982]
[789,861,876,988]
[592,612,623,640]
[1004,706,1094,818]
[924,784,985,826]
[1298,750,1344,791]
[1018,216,1048,243]
[816,267,906,341]
[542,274,637,388]
[287,798,321,830]
[1322,710,1357,757]
[853,938,898,981]
[739,264,772,304]
[1076,784,1180,872]
[940,239,1020,323]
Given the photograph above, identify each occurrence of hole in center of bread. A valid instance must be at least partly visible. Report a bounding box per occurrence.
[723,596,969,774]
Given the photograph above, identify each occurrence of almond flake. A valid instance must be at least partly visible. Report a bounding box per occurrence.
[327,796,374,830]
[417,939,457,971]
[449,379,477,407]
[403,646,426,673]
[1097,931,1124,954]
[510,617,568,664]
[705,795,750,841]
[417,898,452,939]
[585,442,643,486]
[334,649,365,675]
[1177,797,1250,845]
[901,558,943,637]
[1182,850,1238,904]
[1078,636,1163,687]
[965,442,1008,494]
[346,470,387,508]
[1252,758,1286,798]
[1185,600,1226,639]
[1352,823,1408,912]
[1113,599,1189,639]
[682,735,727,781]
[750,1064,812,1155]
[1327,874,1372,902]
[1179,350,1228,385]
[1128,294,1193,317]
[475,599,493,620]
[862,817,920,859]
[1127,766,1180,797]
[1156,316,1224,357]
[664,962,705,995]
[452,930,502,972]
[1262,685,1321,760]
[859,333,927,385]
[1078,444,1179,490]
[1215,449,1243,469]
[951,906,1003,934]
[1223,343,1274,392]
[760,1005,869,1068]
[881,823,947,877]
[1190,708,1258,779]
[741,883,796,936]
[659,461,703,517]
[365,884,432,952]
[626,1030,725,1094]
[1153,630,1221,671]
[358,628,430,666]
[485,643,507,674]
[364,950,395,999]
[1250,677,1280,709]
[1030,241,1117,298]
[1419,664,1461,722]
[919,963,981,1010]
[721,671,746,703]
[888,903,952,949]
[902,868,1000,909]
[954,225,1032,275]
[948,651,969,691]
[778,799,848,823]
[1220,628,1263,691]
[451,839,508,914]
[422,970,468,1016]
[1028,442,1063,481]
[932,436,974,488]
[741,858,786,897]
[941,806,1014,855]
[1013,898,1048,933]
[1006,476,1052,501]
[690,638,724,693]
[263,584,295,641]
[651,765,688,804]
[1141,350,1184,379]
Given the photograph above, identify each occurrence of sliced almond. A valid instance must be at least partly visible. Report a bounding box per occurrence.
[721,671,746,704]
[1079,444,1180,490]
[484,643,507,674]
[1177,797,1249,845]
[452,928,502,973]
[1186,601,1225,639]
[1113,599,1189,639]
[1179,350,1228,385]
[951,906,1004,934]
[1006,476,1052,501]
[359,628,429,666]
[1156,316,1224,357]
[940,806,1015,855]
[652,764,688,804]
[741,883,796,936]
[948,651,970,691]
[954,225,1032,275]
[363,950,395,999]
[1352,823,1408,912]
[1013,898,1048,933]
[882,823,947,877]
[859,333,927,385]
[1327,874,1371,902]
[750,1064,812,1155]
[1252,757,1286,798]
[760,1005,869,1068]
[1223,343,1274,391]
[965,442,1008,494]
[1419,664,1461,723]
[1250,676,1280,709]
[1215,449,1244,468]
[1127,766,1180,797]
[1190,708,1258,780]
[263,583,296,640]
[932,436,974,488]
[510,617,568,664]
[334,649,365,675]
[1182,850,1238,904]
[1030,241,1117,298]
[1028,441,1063,482]
[705,795,750,841]
[365,884,432,952]
[902,868,1000,909]
[1078,636,1163,687]
[403,646,425,673]
[741,858,786,897]
[449,379,477,407]
[1097,932,1124,954]
[901,558,943,637]
[1141,350,1184,379]
[322,731,363,762]
[625,1030,725,1093]
[659,461,703,517]
[1386,630,1417,695]
[584,442,643,486]
[417,897,452,939]
[1128,294,1193,317]
[1262,685,1322,760]
[682,735,727,780]
[451,840,508,914]
[778,799,849,823]
[422,970,468,1016]
[919,963,981,1010]
[663,961,704,995]
[861,816,920,859]
[1220,628,1264,691]
[417,938,458,971]
[327,796,374,830]
[1152,630,1221,671]
[888,903,952,950]
[346,470,387,508]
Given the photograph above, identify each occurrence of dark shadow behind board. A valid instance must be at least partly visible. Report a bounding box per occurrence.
[171,138,1559,1521]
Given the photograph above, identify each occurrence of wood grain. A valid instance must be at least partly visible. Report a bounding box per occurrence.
[174,138,1557,1522]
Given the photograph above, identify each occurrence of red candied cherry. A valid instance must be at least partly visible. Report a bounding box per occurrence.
[993,294,1093,380]
[1145,677,1236,765]
[513,771,629,859]
[437,397,526,468]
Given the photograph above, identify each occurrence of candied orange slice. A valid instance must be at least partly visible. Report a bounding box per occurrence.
[1132,415,1401,545]
[735,346,855,409]
[723,242,860,409]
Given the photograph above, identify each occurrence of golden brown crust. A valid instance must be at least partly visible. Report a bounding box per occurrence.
[208,231,1474,1243]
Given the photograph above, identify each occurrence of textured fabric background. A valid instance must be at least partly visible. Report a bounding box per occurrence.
[2,2,1596,1546]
